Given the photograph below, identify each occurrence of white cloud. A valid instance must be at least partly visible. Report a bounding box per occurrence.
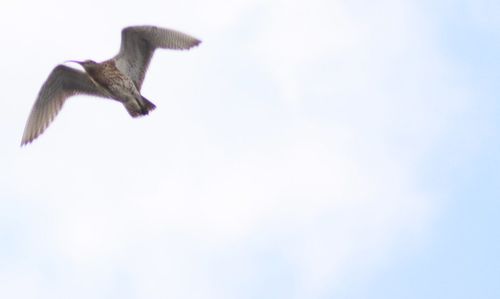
[0,0,466,298]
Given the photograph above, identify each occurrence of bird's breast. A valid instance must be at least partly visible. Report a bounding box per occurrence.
[88,62,138,98]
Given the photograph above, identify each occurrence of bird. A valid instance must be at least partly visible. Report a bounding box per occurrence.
[21,25,201,146]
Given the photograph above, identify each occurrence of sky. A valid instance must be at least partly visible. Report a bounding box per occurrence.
[0,0,499,298]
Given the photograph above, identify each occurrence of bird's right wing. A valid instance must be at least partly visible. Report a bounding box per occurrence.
[114,26,201,90]
[21,65,108,146]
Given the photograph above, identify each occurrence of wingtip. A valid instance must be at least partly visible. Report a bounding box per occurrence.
[20,131,37,146]
[188,38,202,49]
[20,137,31,147]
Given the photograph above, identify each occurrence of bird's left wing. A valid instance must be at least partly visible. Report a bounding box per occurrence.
[21,65,108,146]
[114,26,201,90]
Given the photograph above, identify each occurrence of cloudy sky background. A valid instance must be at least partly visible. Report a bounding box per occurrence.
[1,0,499,298]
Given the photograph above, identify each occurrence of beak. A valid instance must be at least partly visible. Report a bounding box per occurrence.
[64,60,83,65]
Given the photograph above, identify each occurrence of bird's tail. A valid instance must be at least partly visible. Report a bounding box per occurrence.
[125,96,157,117]
[139,96,156,115]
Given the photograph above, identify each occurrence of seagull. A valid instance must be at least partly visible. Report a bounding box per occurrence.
[21,25,201,146]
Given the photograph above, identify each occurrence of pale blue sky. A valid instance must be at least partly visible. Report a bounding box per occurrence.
[357,2,500,298]
[1,0,499,298]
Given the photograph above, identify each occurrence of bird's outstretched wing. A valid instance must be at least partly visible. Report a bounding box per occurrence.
[113,26,201,90]
[21,65,107,146]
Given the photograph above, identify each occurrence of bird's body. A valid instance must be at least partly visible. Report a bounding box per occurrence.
[21,25,201,145]
[79,59,155,117]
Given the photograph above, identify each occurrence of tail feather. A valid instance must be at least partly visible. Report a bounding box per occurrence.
[140,96,156,114]
[125,96,156,117]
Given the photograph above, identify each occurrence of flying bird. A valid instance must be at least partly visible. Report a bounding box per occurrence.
[21,25,201,146]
